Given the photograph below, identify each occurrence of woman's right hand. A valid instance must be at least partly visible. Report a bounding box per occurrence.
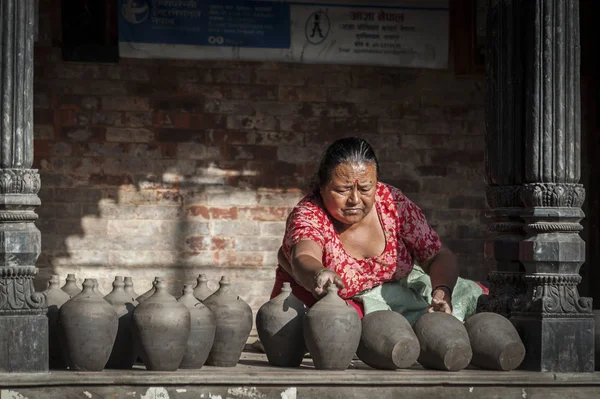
[313,268,345,298]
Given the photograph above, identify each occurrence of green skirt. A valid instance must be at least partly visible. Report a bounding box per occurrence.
[353,265,486,324]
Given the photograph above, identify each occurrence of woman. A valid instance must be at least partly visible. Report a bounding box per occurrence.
[270,137,486,322]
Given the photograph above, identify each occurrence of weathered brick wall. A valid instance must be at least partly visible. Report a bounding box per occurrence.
[32,8,487,322]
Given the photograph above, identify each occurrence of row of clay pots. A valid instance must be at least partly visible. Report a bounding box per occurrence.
[45,274,252,371]
[257,283,526,371]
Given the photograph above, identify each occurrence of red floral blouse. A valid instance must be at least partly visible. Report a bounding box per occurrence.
[281,182,442,299]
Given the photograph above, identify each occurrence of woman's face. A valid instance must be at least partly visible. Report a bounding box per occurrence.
[320,162,378,227]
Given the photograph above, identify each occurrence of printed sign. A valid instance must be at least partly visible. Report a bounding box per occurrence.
[119,0,449,69]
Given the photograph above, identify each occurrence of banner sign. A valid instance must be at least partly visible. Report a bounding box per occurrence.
[118,0,449,69]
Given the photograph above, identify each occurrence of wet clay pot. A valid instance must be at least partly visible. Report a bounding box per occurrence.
[303,284,361,370]
[203,276,253,367]
[465,312,525,371]
[133,280,190,371]
[59,279,119,371]
[193,274,214,301]
[45,275,71,369]
[136,277,161,303]
[413,312,472,371]
[61,273,81,297]
[124,277,139,300]
[357,310,420,370]
[104,276,138,369]
[177,284,217,369]
[256,282,307,367]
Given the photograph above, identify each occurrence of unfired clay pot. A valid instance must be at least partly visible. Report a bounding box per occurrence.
[136,277,161,303]
[45,275,71,369]
[203,276,253,367]
[61,273,81,297]
[133,280,190,371]
[464,312,525,371]
[104,276,138,369]
[413,312,472,371]
[303,284,361,370]
[357,310,420,370]
[59,279,119,371]
[177,284,217,369]
[256,282,307,367]
[193,274,214,301]
[124,276,139,300]
[91,278,104,297]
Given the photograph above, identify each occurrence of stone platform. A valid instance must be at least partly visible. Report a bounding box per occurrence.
[0,352,599,398]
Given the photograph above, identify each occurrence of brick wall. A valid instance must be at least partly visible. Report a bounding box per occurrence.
[32,7,487,321]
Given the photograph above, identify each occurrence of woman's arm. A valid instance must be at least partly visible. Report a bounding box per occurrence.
[284,240,344,297]
[422,244,459,313]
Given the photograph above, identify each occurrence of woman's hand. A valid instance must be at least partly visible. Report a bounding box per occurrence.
[427,287,453,314]
[313,269,345,298]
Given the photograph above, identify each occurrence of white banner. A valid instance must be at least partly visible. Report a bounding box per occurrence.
[119,0,449,69]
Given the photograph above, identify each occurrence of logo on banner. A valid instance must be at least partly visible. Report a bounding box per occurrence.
[305,10,330,45]
[122,0,149,24]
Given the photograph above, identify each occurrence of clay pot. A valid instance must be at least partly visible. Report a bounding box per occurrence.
[45,275,71,369]
[256,282,307,367]
[413,312,473,371]
[177,284,217,369]
[61,273,81,297]
[193,274,214,301]
[124,277,139,300]
[91,278,104,297]
[464,312,525,371]
[357,310,420,370]
[104,276,138,369]
[133,280,190,371]
[303,284,361,370]
[59,279,119,371]
[136,277,161,303]
[203,276,253,367]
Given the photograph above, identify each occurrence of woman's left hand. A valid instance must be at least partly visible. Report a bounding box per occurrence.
[427,287,453,314]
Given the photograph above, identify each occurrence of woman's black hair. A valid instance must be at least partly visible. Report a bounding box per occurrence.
[309,137,379,193]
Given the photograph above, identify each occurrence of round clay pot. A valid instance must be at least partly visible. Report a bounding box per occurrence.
[203,276,253,367]
[303,284,361,370]
[133,280,190,371]
[45,275,71,369]
[357,310,420,370]
[464,312,525,371]
[136,277,161,303]
[413,312,473,371]
[59,279,119,371]
[104,276,138,369]
[193,274,214,301]
[61,273,81,297]
[256,282,307,367]
[91,278,104,297]
[177,283,217,369]
[124,277,139,300]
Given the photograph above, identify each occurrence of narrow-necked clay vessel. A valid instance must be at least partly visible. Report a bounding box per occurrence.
[303,284,361,370]
[203,276,253,367]
[256,282,307,367]
[133,280,190,371]
[124,277,139,300]
[193,274,214,301]
[61,273,81,297]
[464,312,525,371]
[177,283,217,369]
[357,310,420,370]
[90,278,105,297]
[45,275,71,369]
[136,277,161,303]
[413,312,472,371]
[104,276,138,369]
[59,279,119,371]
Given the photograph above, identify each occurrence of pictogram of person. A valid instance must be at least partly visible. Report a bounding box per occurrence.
[310,13,324,39]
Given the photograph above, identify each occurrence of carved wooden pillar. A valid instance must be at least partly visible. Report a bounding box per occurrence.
[0,0,48,372]
[485,0,593,372]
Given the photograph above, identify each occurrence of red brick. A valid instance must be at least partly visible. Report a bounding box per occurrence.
[298,103,355,118]
[212,68,253,84]
[255,69,305,86]
[204,100,255,115]
[34,108,53,125]
[226,85,277,100]
[185,236,235,251]
[187,206,238,220]
[238,206,288,221]
[102,96,150,112]
[226,116,279,131]
[278,86,327,102]
[214,251,264,267]
[221,145,278,161]
[152,97,205,112]
[177,83,225,99]
[89,173,134,187]
[157,128,208,143]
